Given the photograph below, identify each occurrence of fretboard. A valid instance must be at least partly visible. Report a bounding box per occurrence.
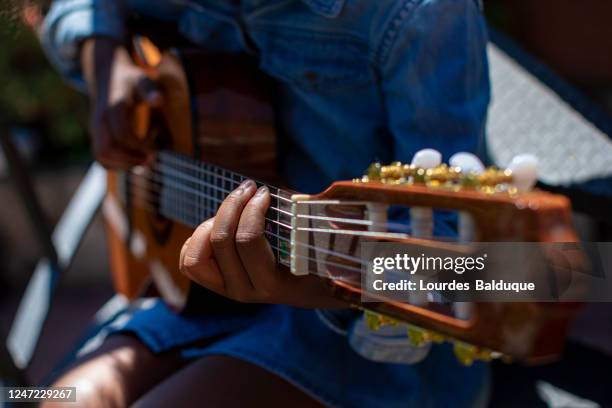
[143,151,294,267]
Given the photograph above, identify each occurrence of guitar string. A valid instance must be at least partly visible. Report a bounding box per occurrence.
[157,154,408,207]
[129,168,414,232]
[157,151,293,199]
[131,205,447,306]
[129,182,293,230]
[120,157,466,304]
[127,180,468,249]
[130,174,412,232]
[129,182,417,243]
[129,192,374,267]
[127,180,459,262]
[131,201,368,274]
[123,152,454,272]
[126,182,463,274]
[144,177,410,232]
[126,176,461,273]
[131,194,372,268]
[157,153,391,207]
[155,153,293,206]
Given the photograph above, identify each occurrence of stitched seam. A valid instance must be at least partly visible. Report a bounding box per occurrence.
[248,22,369,49]
[375,0,423,68]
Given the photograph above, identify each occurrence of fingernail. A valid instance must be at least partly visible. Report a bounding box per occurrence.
[239,179,255,191]
[256,185,268,196]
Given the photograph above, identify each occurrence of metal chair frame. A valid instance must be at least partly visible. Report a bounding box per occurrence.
[0,125,106,386]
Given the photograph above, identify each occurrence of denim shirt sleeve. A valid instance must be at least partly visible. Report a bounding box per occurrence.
[379,0,490,163]
[41,0,126,89]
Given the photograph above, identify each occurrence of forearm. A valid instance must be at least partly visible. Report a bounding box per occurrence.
[81,37,131,98]
[41,0,126,89]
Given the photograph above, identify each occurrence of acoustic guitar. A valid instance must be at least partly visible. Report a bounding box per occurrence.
[103,37,583,365]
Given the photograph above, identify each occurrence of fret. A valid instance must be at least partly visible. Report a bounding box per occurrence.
[174,154,180,223]
[231,169,239,192]
[184,154,191,225]
[193,157,198,224]
[232,169,242,194]
[265,187,279,263]
[223,168,229,202]
[273,186,280,263]
[204,161,210,220]
[208,162,214,218]
[203,162,208,219]
[203,162,208,220]
[159,152,172,222]
[179,153,189,225]
[177,154,185,224]
[197,159,202,223]
[217,166,224,214]
[273,187,293,268]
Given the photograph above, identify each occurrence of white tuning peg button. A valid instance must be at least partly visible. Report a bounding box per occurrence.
[508,154,538,192]
[449,152,485,174]
[411,148,442,169]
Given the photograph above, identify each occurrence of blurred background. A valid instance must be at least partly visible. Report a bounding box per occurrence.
[0,0,110,385]
[0,0,611,405]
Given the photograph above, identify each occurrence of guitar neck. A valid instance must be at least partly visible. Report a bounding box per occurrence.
[137,150,294,268]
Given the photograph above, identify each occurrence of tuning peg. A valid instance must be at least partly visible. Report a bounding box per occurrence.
[508,154,538,192]
[411,148,442,169]
[450,154,482,328]
[410,149,440,239]
[450,153,484,243]
[449,152,485,174]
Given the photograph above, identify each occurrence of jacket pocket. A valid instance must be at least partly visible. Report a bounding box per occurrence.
[250,26,372,92]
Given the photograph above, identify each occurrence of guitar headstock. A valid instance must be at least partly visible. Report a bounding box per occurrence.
[288,149,582,364]
[325,151,574,243]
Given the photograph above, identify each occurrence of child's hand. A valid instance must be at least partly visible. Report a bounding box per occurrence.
[81,38,162,169]
[179,180,345,308]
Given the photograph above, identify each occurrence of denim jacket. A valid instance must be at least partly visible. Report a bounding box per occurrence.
[42,0,490,364]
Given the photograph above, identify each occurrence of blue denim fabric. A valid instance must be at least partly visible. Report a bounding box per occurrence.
[42,1,490,186]
[85,299,489,408]
[42,0,491,404]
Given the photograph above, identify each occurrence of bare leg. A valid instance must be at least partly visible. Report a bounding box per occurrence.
[134,355,323,408]
[42,334,187,408]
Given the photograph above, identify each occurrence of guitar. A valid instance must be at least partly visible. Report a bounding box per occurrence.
[103,38,583,365]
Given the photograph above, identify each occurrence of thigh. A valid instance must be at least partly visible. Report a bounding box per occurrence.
[134,355,324,408]
[43,334,187,408]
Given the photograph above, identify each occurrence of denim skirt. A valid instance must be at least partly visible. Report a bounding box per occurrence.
[82,298,489,407]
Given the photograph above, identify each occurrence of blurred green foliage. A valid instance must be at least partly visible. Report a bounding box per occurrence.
[0,7,89,162]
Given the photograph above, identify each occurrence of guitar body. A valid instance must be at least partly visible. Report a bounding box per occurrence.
[104,48,277,309]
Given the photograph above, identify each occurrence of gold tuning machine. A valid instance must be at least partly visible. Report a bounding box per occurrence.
[357,160,518,195]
